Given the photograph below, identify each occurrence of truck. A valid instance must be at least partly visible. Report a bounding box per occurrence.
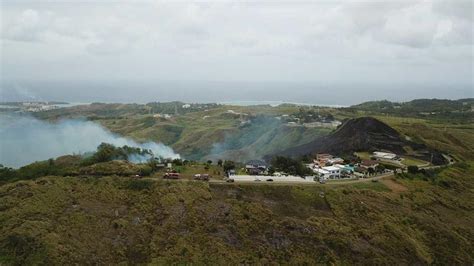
[193,174,210,181]
[163,172,180,179]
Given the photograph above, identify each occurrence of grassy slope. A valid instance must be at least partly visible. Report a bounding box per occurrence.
[370,116,474,161]
[0,163,472,264]
[36,104,333,161]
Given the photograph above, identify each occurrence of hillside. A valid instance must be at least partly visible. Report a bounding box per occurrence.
[30,101,473,164]
[0,162,473,264]
[350,98,474,122]
[33,103,335,161]
[274,117,447,164]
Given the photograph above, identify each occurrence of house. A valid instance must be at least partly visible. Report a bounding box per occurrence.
[314,153,334,167]
[373,151,397,160]
[182,104,191,109]
[328,157,344,165]
[323,166,341,179]
[314,168,330,180]
[245,160,268,175]
[360,160,379,170]
[334,164,353,172]
[313,165,341,179]
[354,166,368,176]
[316,154,333,162]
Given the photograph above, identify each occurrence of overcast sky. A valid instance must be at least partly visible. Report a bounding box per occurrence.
[1,0,473,104]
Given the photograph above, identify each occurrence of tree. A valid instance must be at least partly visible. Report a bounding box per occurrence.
[94,143,118,163]
[270,156,312,177]
[172,158,183,166]
[408,165,419,174]
[267,166,275,175]
[207,160,213,165]
[367,167,375,175]
[223,160,235,173]
[147,157,160,171]
[217,159,223,167]
[375,164,385,173]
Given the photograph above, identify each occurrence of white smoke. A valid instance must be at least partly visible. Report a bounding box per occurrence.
[0,114,180,168]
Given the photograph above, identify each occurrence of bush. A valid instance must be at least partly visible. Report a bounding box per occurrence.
[172,159,183,166]
[125,180,153,191]
[407,165,419,174]
[271,156,312,177]
[0,234,49,265]
[139,165,153,176]
[223,160,236,172]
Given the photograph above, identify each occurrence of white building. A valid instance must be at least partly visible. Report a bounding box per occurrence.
[323,166,341,178]
[373,151,397,160]
[328,157,344,165]
[314,168,330,180]
[314,166,341,180]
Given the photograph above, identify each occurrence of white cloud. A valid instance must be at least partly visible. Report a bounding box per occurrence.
[378,3,438,48]
[0,1,472,89]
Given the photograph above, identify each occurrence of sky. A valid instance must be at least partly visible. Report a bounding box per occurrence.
[1,0,473,105]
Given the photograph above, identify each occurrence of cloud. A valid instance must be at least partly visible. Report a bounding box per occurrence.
[432,0,473,21]
[2,9,47,42]
[0,1,472,90]
[378,3,438,48]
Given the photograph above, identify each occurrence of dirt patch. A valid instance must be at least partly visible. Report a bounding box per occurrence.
[380,178,407,193]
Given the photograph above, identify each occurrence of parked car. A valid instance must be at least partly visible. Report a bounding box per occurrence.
[194,174,210,181]
[163,172,180,179]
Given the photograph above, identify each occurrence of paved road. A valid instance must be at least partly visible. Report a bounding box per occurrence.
[208,172,394,186]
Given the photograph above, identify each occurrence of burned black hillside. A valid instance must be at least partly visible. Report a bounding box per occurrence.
[273,117,447,165]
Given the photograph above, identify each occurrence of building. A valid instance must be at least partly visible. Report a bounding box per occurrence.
[373,151,397,160]
[360,160,379,170]
[314,168,331,180]
[313,165,341,180]
[313,153,334,167]
[328,157,344,165]
[245,160,268,175]
[316,154,333,162]
[323,166,341,179]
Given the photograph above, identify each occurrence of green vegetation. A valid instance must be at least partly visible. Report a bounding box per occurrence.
[0,162,472,264]
[81,142,153,166]
[351,98,474,122]
[270,156,313,177]
[1,99,472,264]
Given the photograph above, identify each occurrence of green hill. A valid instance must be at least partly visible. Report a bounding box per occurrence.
[351,98,474,122]
[0,162,472,264]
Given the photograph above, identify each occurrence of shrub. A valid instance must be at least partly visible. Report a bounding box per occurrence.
[125,180,153,191]
[407,165,419,174]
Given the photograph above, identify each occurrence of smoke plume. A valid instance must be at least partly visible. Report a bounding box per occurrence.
[0,114,180,168]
